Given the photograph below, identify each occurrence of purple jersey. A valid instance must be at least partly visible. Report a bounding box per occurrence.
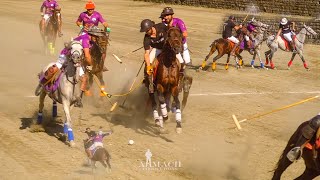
[74,33,91,49]
[77,11,106,28]
[247,23,256,33]
[171,18,187,43]
[60,47,70,56]
[41,0,58,15]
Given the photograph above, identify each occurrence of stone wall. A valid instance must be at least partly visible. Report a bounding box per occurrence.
[135,0,320,17]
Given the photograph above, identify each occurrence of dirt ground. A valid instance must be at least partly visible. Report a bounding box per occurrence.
[0,0,319,179]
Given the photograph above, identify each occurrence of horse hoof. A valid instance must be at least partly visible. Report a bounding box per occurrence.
[69,141,76,147]
[287,67,291,70]
[163,116,168,122]
[176,127,182,134]
[251,65,255,69]
[155,120,161,127]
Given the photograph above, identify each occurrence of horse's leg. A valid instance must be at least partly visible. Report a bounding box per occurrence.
[271,157,294,180]
[85,73,93,96]
[104,149,112,169]
[37,91,47,124]
[297,51,308,70]
[255,47,265,69]
[235,53,243,69]
[287,53,297,69]
[149,92,160,126]
[225,54,231,70]
[173,92,182,134]
[265,49,271,65]
[201,42,216,69]
[211,52,224,71]
[182,73,193,110]
[158,90,168,122]
[52,101,57,118]
[62,98,75,147]
[294,168,319,180]
[96,71,106,97]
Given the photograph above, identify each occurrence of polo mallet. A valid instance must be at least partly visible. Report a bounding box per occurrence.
[112,46,144,63]
[91,73,118,112]
[119,60,145,109]
[232,95,319,130]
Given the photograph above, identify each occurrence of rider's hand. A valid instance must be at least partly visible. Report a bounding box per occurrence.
[79,25,84,30]
[41,13,44,17]
[239,24,243,28]
[146,65,153,75]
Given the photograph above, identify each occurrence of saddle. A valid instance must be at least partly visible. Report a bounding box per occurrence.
[40,64,62,93]
[280,35,296,51]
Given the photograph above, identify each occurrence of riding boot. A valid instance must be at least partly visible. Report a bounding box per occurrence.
[231,43,239,56]
[148,74,154,93]
[289,41,297,53]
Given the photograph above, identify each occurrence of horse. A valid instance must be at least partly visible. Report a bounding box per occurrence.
[265,24,317,69]
[153,27,184,133]
[200,33,244,71]
[83,139,111,171]
[36,40,83,147]
[84,27,109,97]
[272,121,320,179]
[238,18,271,68]
[39,8,62,55]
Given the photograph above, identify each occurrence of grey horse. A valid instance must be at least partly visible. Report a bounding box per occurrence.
[244,18,271,68]
[265,24,318,69]
[36,40,84,147]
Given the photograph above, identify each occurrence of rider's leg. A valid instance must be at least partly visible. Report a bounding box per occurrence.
[41,17,45,35]
[228,36,240,56]
[57,12,63,37]
[182,42,192,66]
[283,32,296,52]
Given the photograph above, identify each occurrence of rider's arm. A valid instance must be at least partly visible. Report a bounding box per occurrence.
[276,28,282,38]
[76,14,84,28]
[40,1,45,13]
[102,22,109,29]
[83,48,93,66]
[291,22,296,32]
[144,49,151,67]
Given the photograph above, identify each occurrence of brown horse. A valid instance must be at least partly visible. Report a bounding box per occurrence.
[154,27,183,133]
[272,121,320,180]
[83,139,111,171]
[85,27,109,97]
[200,37,244,71]
[39,9,61,55]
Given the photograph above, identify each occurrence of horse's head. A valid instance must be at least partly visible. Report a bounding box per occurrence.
[88,26,108,53]
[166,27,183,54]
[51,7,61,22]
[303,24,318,36]
[249,18,270,32]
[69,40,84,64]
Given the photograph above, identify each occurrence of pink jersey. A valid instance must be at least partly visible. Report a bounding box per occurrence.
[77,11,106,28]
[40,0,58,15]
[74,33,91,49]
[171,18,187,43]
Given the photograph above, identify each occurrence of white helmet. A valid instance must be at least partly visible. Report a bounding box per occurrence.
[280,18,288,25]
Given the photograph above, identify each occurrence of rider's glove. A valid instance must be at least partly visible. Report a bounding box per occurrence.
[146,65,153,75]
[79,25,84,30]
[41,13,44,17]
[106,27,111,33]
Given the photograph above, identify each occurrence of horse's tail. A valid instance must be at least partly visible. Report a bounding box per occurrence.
[272,121,308,180]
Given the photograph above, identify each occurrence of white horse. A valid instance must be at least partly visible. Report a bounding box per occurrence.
[265,24,317,69]
[36,40,83,147]
[244,18,270,68]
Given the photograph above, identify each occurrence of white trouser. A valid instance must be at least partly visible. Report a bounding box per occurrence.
[55,54,67,69]
[244,35,250,41]
[227,36,239,44]
[43,14,51,23]
[88,142,103,151]
[283,32,293,42]
[149,48,184,64]
[182,43,191,64]
[79,66,85,76]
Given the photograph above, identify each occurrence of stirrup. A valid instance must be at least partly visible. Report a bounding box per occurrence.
[286,147,302,162]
